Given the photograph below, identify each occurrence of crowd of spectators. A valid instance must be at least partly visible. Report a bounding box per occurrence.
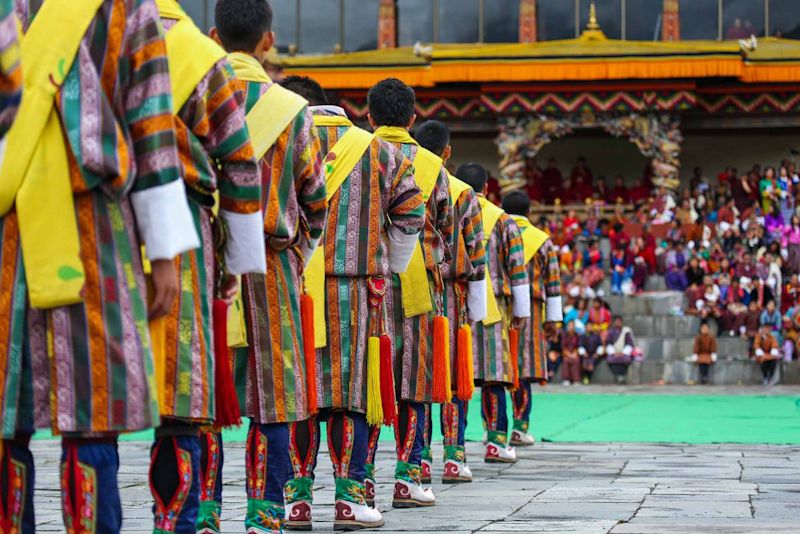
[514,155,800,385]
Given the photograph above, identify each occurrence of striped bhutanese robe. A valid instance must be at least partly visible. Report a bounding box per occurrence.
[383,142,454,404]
[441,183,485,390]
[159,17,261,424]
[0,0,21,138]
[0,0,198,438]
[473,202,529,385]
[233,80,327,424]
[519,237,562,382]
[312,107,424,413]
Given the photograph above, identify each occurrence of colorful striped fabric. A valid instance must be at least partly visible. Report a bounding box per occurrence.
[0,0,183,438]
[0,0,20,139]
[312,112,424,413]
[233,79,325,424]
[157,18,260,423]
[383,140,454,404]
[473,213,527,385]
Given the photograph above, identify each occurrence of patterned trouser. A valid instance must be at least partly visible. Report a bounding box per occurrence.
[150,426,201,534]
[196,432,224,533]
[512,379,533,433]
[422,400,469,463]
[244,422,289,533]
[393,401,426,482]
[286,411,370,505]
[482,385,509,445]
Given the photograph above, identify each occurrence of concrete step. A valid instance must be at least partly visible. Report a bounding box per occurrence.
[644,275,666,292]
[624,315,708,338]
[606,291,685,317]
[553,359,798,385]
[637,336,750,362]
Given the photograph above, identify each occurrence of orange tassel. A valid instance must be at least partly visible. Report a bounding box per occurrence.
[509,327,520,391]
[456,324,475,401]
[432,315,451,403]
[213,299,241,428]
[300,294,318,415]
[379,334,395,426]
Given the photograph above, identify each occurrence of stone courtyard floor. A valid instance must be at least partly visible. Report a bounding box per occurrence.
[31,439,800,533]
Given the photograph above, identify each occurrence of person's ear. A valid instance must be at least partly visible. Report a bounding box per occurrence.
[209,27,222,46]
[407,113,417,129]
[264,31,275,53]
[367,113,377,130]
[442,145,452,162]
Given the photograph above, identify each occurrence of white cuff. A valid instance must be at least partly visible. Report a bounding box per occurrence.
[622,346,633,356]
[711,353,718,362]
[770,349,780,357]
[597,347,605,355]
[690,354,698,362]
[388,226,419,273]
[755,349,765,357]
[578,347,587,356]
[131,180,200,260]
[606,345,615,354]
[511,284,531,318]
[467,278,487,322]
[220,210,267,275]
[546,295,563,322]
[298,235,321,268]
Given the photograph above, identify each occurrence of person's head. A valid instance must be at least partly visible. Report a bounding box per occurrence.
[765,166,776,179]
[792,214,800,228]
[576,298,586,311]
[703,275,713,287]
[566,320,576,333]
[367,78,416,129]
[279,75,328,105]
[613,222,623,233]
[700,321,710,335]
[414,120,451,160]
[760,323,772,336]
[749,300,758,312]
[689,256,699,268]
[455,162,489,194]
[212,0,274,59]
[766,300,776,313]
[612,315,623,328]
[502,190,531,217]
[592,298,602,309]
[614,175,624,187]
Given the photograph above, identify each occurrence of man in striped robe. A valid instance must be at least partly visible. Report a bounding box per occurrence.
[455,163,530,464]
[213,1,327,531]
[502,191,562,447]
[0,0,20,139]
[1,1,199,531]
[152,1,266,531]
[369,79,454,508]
[414,121,486,484]
[278,75,424,531]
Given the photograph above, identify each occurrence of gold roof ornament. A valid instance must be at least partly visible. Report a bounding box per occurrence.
[580,1,607,41]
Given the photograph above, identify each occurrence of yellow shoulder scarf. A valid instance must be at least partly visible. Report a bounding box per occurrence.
[511,215,550,264]
[227,52,307,160]
[305,116,374,347]
[157,0,226,112]
[478,196,506,325]
[374,126,443,317]
[448,174,473,204]
[0,0,106,308]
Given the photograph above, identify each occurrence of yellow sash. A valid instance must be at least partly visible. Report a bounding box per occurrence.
[159,2,226,112]
[0,0,106,308]
[511,215,550,264]
[448,174,473,202]
[305,119,375,347]
[478,196,505,325]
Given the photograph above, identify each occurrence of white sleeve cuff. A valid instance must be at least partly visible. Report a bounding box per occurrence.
[711,353,718,362]
[220,210,267,275]
[388,226,420,273]
[770,349,780,357]
[578,347,587,356]
[690,354,698,362]
[622,346,633,356]
[511,284,531,318]
[131,180,200,260]
[606,344,615,354]
[298,235,321,268]
[596,346,605,355]
[546,295,563,322]
[755,349,765,357]
[467,278,487,322]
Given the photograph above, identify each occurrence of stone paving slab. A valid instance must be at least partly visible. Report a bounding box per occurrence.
[29,441,800,533]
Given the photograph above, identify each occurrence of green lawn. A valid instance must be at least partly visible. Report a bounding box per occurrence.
[33,392,800,444]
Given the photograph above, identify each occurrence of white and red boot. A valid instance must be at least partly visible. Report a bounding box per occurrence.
[484,442,517,464]
[392,479,436,508]
[420,458,432,484]
[442,460,473,483]
[510,429,535,446]
[334,500,384,531]
[285,500,313,531]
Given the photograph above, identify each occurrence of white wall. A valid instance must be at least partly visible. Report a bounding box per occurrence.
[449,132,800,185]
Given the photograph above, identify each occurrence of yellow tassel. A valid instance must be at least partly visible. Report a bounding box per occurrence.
[366,336,383,426]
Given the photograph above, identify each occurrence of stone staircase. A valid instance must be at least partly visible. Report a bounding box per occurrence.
[558,276,800,385]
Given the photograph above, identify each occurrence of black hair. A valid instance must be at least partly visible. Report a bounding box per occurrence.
[501,190,531,216]
[280,75,328,106]
[414,120,450,157]
[367,78,415,127]
[215,0,272,53]
[455,162,488,192]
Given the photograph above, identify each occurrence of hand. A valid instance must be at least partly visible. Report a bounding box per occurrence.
[149,259,178,320]
[543,322,557,341]
[218,274,239,305]
[512,317,526,330]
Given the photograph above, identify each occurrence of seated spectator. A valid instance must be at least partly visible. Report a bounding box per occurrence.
[631,252,648,293]
[609,175,629,204]
[580,332,600,385]
[664,241,689,291]
[560,321,582,385]
[547,328,563,382]
[564,297,589,332]
[588,298,612,345]
[686,256,706,288]
[760,300,783,343]
[783,303,800,361]
[582,240,605,288]
[689,322,718,385]
[605,316,637,384]
[782,215,800,274]
[610,245,632,295]
[754,324,782,386]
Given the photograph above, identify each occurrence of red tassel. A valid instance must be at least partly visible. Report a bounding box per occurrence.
[456,325,474,401]
[432,315,450,403]
[213,299,241,428]
[300,294,318,415]
[509,327,520,392]
[379,334,395,426]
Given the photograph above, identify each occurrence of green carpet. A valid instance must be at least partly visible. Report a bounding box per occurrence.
[32,393,800,444]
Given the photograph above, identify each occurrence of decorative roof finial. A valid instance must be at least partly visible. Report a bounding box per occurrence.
[587,1,600,31]
[580,0,606,41]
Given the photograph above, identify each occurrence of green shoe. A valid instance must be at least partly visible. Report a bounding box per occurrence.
[245,499,284,533]
[195,500,221,533]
